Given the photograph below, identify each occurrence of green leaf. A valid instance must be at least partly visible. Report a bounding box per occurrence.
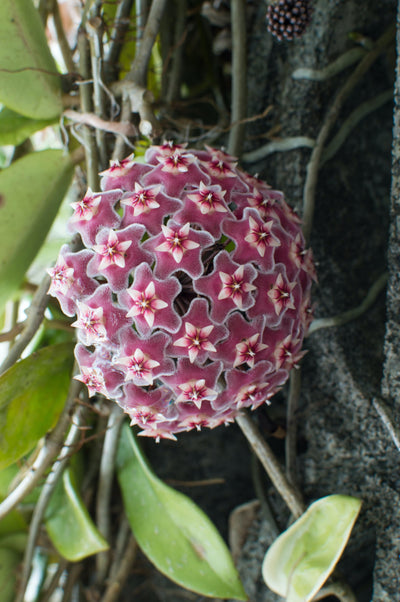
[45,468,109,562]
[262,495,362,602]
[0,0,62,119]
[0,149,73,313]
[0,107,56,146]
[0,547,21,602]
[116,424,247,600]
[0,342,74,470]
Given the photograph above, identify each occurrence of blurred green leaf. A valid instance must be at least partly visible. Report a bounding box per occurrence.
[45,468,109,562]
[0,149,73,313]
[116,424,247,600]
[262,494,362,602]
[0,342,74,470]
[0,0,62,119]
[0,107,56,146]
[0,547,21,602]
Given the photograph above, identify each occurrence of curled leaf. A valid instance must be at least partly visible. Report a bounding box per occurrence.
[262,494,362,602]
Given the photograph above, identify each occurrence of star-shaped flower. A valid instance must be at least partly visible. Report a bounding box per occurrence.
[157,150,195,173]
[115,348,161,385]
[155,222,200,264]
[74,366,107,397]
[194,251,257,322]
[93,229,132,270]
[244,216,281,257]
[126,281,168,328]
[274,334,307,369]
[114,328,174,385]
[119,263,181,335]
[234,333,269,368]
[222,208,281,268]
[47,256,74,296]
[176,379,218,409]
[174,322,216,364]
[120,183,161,216]
[144,221,213,279]
[72,302,107,345]
[170,298,227,364]
[87,225,152,291]
[218,265,257,308]
[267,273,296,315]
[99,154,136,178]
[68,189,121,246]
[70,188,101,222]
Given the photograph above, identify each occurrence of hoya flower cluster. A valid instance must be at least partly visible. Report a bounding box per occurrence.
[48,144,316,441]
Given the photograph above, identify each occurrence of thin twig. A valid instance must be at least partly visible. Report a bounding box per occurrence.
[292,47,366,82]
[285,368,302,486]
[87,16,108,169]
[101,535,138,602]
[126,0,168,87]
[321,89,393,166]
[52,0,75,74]
[0,275,51,374]
[78,27,100,191]
[40,559,69,602]
[165,0,187,105]
[372,397,400,453]
[0,322,25,343]
[235,411,305,518]
[108,515,131,581]
[302,24,396,243]
[227,0,247,157]
[242,136,315,163]
[16,406,87,602]
[96,404,125,582]
[106,0,135,77]
[0,379,81,521]
[308,272,388,335]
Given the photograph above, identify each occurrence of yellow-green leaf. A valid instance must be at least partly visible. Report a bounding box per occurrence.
[45,468,109,562]
[117,424,247,600]
[0,343,74,470]
[0,0,62,119]
[0,107,56,146]
[262,495,362,602]
[0,150,73,313]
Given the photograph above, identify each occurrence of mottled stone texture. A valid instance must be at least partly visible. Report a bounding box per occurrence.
[234,0,399,600]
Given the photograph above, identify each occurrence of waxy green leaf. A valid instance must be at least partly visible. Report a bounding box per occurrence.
[0,343,74,470]
[262,494,362,602]
[0,107,56,146]
[117,424,247,600]
[45,468,109,561]
[0,149,73,313]
[0,0,62,119]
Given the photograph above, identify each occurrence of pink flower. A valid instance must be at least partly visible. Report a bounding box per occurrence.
[93,229,132,269]
[171,298,227,364]
[120,183,161,217]
[244,216,280,257]
[72,302,107,345]
[50,144,315,439]
[267,273,296,315]
[155,222,200,264]
[234,333,268,368]
[47,255,74,296]
[115,348,161,385]
[70,188,101,222]
[144,221,213,279]
[74,366,107,397]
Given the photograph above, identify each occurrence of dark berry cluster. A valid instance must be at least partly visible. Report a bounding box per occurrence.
[267,0,312,41]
